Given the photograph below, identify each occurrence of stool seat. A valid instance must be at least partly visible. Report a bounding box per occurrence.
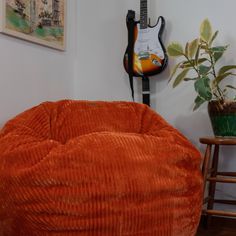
[200,136,236,145]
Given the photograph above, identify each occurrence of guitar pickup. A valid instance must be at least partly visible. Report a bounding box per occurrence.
[138,52,150,60]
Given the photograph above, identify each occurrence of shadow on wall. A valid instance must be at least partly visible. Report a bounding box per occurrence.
[150,68,170,109]
[215,146,236,211]
[218,146,236,173]
[175,111,213,150]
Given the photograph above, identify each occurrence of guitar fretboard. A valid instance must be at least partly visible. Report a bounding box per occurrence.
[140,0,148,29]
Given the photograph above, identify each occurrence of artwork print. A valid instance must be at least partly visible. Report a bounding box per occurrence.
[0,0,66,50]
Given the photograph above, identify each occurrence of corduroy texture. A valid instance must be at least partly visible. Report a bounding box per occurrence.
[0,100,203,236]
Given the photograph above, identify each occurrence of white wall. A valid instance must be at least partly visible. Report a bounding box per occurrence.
[74,0,236,211]
[74,0,138,101]
[0,0,77,127]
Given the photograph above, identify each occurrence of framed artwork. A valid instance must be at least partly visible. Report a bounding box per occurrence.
[0,0,66,50]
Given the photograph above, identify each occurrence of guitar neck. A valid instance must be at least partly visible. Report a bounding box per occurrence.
[140,0,148,29]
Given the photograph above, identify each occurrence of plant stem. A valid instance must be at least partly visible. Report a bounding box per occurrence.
[208,49,225,100]
[209,54,217,78]
[183,55,200,76]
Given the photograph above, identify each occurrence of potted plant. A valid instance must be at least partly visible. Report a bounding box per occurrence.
[167,19,236,137]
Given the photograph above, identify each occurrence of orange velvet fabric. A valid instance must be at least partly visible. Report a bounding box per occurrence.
[0,100,203,236]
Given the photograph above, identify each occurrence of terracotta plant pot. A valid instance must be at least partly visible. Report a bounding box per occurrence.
[208,100,236,137]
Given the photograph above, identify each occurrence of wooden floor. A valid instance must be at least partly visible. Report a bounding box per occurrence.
[196,216,236,236]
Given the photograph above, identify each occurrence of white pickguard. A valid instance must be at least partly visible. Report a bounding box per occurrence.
[134,18,164,60]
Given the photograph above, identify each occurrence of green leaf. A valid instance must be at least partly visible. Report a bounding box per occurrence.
[188,38,199,58]
[168,61,184,82]
[199,65,211,75]
[198,58,209,64]
[167,42,184,57]
[211,46,228,62]
[181,58,208,68]
[209,31,219,46]
[218,65,236,76]
[195,45,200,66]
[193,96,206,111]
[213,72,232,86]
[200,18,212,43]
[185,42,189,57]
[173,69,189,88]
[211,46,228,52]
[181,60,195,68]
[214,51,224,62]
[194,76,212,100]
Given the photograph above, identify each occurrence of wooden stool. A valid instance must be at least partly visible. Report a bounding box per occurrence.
[200,136,236,227]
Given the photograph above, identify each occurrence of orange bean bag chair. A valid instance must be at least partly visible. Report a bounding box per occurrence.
[0,100,203,236]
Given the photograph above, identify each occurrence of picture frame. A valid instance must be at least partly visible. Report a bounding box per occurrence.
[0,0,66,50]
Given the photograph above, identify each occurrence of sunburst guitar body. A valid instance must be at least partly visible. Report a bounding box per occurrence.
[124,16,168,77]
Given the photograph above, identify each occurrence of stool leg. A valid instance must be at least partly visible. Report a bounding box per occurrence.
[206,144,219,227]
[201,144,212,229]
[202,144,212,192]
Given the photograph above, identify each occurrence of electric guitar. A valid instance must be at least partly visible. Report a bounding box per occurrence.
[123,0,168,77]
